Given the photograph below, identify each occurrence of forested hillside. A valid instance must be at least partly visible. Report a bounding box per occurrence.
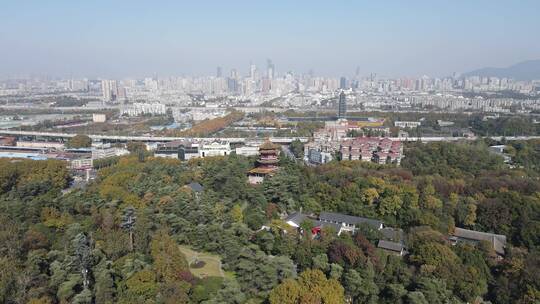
[0,141,539,303]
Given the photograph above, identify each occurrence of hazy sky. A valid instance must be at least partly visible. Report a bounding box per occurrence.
[1,0,539,78]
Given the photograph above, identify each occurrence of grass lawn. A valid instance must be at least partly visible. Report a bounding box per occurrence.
[178,245,224,278]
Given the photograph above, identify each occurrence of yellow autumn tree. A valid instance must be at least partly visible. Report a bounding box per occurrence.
[150,230,189,283]
[269,269,345,304]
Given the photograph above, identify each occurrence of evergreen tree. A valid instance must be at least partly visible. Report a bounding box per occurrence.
[121,206,137,252]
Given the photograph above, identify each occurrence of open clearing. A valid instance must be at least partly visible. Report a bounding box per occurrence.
[178,245,224,278]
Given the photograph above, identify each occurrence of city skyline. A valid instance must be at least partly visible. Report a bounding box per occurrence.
[2,1,540,78]
[1,59,538,82]
[1,2,539,304]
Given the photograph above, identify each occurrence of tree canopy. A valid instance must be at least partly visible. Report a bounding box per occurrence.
[0,140,539,303]
[66,134,92,148]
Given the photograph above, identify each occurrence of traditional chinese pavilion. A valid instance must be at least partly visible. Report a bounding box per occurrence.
[248,141,280,184]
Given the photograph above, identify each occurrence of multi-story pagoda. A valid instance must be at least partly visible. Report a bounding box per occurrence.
[248,141,280,184]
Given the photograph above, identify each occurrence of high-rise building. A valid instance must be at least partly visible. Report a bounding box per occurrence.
[340,76,347,89]
[101,80,112,101]
[117,86,127,100]
[227,78,238,93]
[216,66,223,78]
[230,69,238,79]
[338,91,347,119]
[110,80,118,101]
[101,80,120,101]
[250,63,257,79]
[262,78,271,92]
[267,59,275,79]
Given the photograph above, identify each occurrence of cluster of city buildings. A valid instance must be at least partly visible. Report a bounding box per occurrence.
[118,103,229,126]
[153,140,233,160]
[153,138,281,184]
[408,95,540,113]
[153,138,278,159]
[340,137,403,165]
[303,117,404,166]
[2,63,539,118]
[2,71,538,98]
[0,136,129,171]
[356,92,540,113]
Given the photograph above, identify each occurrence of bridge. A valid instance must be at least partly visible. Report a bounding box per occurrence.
[1,130,539,144]
[0,130,310,144]
[388,136,540,142]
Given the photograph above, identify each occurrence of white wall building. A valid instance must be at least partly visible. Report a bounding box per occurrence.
[93,113,107,123]
[235,146,260,157]
[71,158,93,170]
[121,103,167,116]
[199,141,231,158]
[91,147,129,160]
[394,121,422,128]
[16,141,65,149]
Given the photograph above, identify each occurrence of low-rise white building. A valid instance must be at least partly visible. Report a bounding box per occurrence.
[394,121,421,128]
[437,120,454,127]
[199,141,231,158]
[92,113,107,123]
[235,145,259,157]
[70,158,93,170]
[121,103,167,116]
[191,109,227,121]
[91,147,129,160]
[305,147,333,165]
[16,141,65,149]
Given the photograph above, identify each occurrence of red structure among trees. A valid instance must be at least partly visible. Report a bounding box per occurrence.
[248,141,280,184]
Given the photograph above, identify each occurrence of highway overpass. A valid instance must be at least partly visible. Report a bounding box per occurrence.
[0,130,310,144]
[1,130,539,144]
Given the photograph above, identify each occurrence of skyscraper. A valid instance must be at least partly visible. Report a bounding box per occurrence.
[101,80,117,101]
[100,80,121,101]
[267,59,275,79]
[250,62,257,79]
[338,91,347,119]
[340,76,347,89]
[101,80,111,101]
[216,66,223,78]
[227,78,238,93]
[230,69,238,79]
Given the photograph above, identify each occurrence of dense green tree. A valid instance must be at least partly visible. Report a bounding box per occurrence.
[405,291,429,304]
[402,141,504,178]
[202,278,246,304]
[0,257,19,303]
[72,233,93,290]
[126,142,147,154]
[289,139,304,158]
[312,253,330,272]
[119,269,159,303]
[343,262,379,304]
[121,206,136,251]
[94,262,115,304]
[412,277,460,304]
[234,245,294,297]
[66,134,92,148]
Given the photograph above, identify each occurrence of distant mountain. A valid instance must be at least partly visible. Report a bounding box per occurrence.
[463,59,540,81]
